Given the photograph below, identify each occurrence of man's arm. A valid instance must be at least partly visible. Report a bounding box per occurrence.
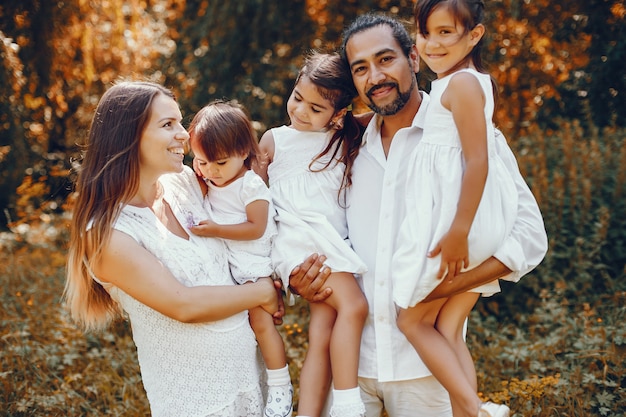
[424,130,548,301]
[491,129,548,282]
[424,257,510,302]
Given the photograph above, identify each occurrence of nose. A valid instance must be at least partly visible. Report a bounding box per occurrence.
[426,35,441,48]
[294,102,308,121]
[207,164,219,177]
[370,65,386,85]
[176,127,190,142]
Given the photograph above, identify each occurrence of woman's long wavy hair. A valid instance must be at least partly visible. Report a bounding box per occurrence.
[64,81,176,331]
[299,51,363,206]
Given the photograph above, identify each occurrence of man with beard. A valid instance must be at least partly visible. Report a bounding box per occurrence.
[289,12,547,417]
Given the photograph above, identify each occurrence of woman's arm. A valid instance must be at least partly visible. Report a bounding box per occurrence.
[191,199,269,240]
[431,72,488,278]
[93,229,278,323]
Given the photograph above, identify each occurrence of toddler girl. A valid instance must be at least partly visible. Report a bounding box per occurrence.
[188,101,293,417]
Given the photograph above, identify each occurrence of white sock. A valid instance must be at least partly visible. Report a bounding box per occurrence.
[266,365,291,386]
[332,387,362,405]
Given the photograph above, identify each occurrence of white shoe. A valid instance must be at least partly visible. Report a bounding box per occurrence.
[264,384,293,417]
[479,401,510,417]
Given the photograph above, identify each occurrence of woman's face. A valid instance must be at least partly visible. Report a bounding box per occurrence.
[138,93,189,177]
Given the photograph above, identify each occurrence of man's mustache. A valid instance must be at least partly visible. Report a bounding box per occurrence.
[367,82,399,98]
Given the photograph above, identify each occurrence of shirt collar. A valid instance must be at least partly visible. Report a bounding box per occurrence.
[361,91,431,149]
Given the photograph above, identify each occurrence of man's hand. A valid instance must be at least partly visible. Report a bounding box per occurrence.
[423,256,511,302]
[288,253,332,303]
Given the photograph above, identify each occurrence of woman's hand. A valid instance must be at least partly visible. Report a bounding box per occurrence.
[288,253,332,303]
[271,278,286,325]
[257,277,280,316]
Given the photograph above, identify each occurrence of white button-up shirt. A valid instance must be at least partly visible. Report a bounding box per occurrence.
[346,92,547,382]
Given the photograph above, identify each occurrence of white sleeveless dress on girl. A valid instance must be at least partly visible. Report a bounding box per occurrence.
[268,125,367,292]
[205,169,278,286]
[98,165,264,417]
[392,68,519,309]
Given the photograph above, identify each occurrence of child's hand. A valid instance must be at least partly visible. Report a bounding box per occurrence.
[189,219,220,237]
[429,228,469,279]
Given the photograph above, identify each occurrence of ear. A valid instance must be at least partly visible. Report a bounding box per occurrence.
[331,108,348,126]
[409,44,420,75]
[469,24,485,46]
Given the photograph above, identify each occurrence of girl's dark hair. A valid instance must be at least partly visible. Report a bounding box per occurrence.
[297,51,362,204]
[188,100,260,169]
[414,0,499,120]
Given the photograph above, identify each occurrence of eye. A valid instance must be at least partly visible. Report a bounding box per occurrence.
[216,160,227,166]
[162,121,172,127]
[311,107,322,114]
[352,65,366,75]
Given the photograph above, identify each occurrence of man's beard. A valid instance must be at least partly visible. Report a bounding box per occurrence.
[365,77,416,116]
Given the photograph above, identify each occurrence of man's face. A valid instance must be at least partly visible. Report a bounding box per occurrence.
[345,25,419,116]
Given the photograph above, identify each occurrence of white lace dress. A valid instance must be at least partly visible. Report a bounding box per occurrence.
[392,69,519,309]
[100,165,265,417]
[268,125,367,286]
[205,170,278,285]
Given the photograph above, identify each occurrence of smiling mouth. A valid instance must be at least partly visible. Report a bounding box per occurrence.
[168,147,184,156]
[367,82,398,99]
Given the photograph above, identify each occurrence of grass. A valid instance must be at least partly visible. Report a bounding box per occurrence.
[1,237,624,416]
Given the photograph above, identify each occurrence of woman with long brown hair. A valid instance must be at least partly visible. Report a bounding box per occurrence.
[64,81,279,416]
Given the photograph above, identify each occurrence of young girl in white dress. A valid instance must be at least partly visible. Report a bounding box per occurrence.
[188,101,292,417]
[257,52,368,417]
[392,1,517,416]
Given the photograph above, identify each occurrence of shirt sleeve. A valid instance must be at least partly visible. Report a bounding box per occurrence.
[492,129,548,282]
[241,170,271,206]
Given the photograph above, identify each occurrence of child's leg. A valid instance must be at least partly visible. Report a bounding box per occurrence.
[249,306,287,369]
[249,306,293,417]
[297,302,336,417]
[323,272,368,390]
[397,297,481,417]
[324,272,368,417]
[436,292,481,392]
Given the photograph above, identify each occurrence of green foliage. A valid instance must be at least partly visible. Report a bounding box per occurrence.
[500,123,626,319]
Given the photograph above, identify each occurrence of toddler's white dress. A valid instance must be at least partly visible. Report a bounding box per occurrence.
[97,165,265,417]
[205,169,278,285]
[268,125,367,287]
[393,69,519,309]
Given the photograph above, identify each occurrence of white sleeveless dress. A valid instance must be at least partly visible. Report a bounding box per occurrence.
[268,125,367,285]
[393,69,518,308]
[101,165,265,417]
